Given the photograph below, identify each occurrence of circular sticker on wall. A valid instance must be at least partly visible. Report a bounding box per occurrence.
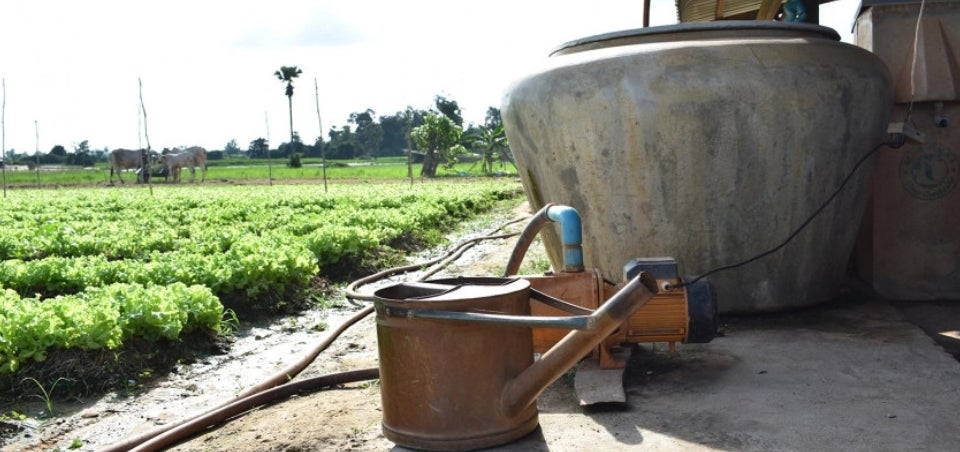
[899,142,959,200]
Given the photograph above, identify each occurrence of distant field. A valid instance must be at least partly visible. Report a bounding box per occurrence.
[0,156,517,185]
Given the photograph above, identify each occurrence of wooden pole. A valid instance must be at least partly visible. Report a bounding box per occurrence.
[34,120,39,185]
[406,115,414,186]
[757,0,782,20]
[314,78,327,193]
[265,110,272,186]
[2,78,7,198]
[138,96,142,151]
[138,77,153,195]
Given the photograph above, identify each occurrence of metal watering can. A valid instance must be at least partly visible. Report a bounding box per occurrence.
[371,272,657,450]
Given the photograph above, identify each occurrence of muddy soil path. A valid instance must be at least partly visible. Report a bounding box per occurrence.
[1,200,544,452]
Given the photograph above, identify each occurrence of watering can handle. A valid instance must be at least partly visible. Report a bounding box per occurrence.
[530,288,594,315]
[381,305,599,330]
[381,272,657,331]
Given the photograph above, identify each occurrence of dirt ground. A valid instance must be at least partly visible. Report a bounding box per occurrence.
[3,199,959,452]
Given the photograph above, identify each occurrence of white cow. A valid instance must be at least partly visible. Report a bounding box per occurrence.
[109,148,148,184]
[160,146,207,183]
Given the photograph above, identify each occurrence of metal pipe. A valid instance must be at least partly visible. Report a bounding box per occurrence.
[499,271,657,417]
[643,0,651,27]
[383,305,598,330]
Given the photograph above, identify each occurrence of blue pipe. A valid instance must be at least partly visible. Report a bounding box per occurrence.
[546,205,584,272]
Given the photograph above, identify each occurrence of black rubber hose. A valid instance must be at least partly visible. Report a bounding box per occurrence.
[101,305,375,452]
[503,203,553,276]
[128,367,380,452]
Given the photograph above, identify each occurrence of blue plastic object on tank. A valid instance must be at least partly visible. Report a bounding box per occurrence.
[546,205,583,271]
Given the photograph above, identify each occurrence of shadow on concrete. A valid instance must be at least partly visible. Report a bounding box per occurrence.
[892,299,960,361]
[396,277,960,452]
[526,278,960,451]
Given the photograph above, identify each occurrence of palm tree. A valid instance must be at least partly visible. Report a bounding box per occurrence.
[274,66,303,143]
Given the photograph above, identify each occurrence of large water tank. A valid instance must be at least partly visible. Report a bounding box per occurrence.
[502,21,892,313]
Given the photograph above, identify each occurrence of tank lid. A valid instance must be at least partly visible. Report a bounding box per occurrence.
[551,20,842,56]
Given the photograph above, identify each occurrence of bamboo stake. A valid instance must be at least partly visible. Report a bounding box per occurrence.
[406,121,414,186]
[265,110,272,186]
[138,77,153,195]
[404,110,416,185]
[314,78,327,192]
[34,120,39,185]
[2,78,7,198]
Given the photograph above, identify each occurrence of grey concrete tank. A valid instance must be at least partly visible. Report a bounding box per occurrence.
[501,21,892,313]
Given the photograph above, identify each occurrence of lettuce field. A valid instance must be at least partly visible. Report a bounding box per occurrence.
[0,181,523,375]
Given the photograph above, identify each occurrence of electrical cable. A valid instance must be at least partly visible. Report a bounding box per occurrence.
[678,139,896,288]
[905,0,928,123]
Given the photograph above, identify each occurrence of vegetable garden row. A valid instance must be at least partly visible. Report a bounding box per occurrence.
[0,182,523,375]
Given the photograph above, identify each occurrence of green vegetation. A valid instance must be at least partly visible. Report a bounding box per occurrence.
[22,376,71,416]
[0,156,515,185]
[1,96,516,183]
[412,113,464,177]
[0,283,221,374]
[0,181,524,379]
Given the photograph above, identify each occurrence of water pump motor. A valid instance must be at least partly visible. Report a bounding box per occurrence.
[524,257,718,369]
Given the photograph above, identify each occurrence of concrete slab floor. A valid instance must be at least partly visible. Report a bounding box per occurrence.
[495,282,960,451]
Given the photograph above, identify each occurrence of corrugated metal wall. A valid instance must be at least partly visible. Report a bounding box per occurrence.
[677,0,782,22]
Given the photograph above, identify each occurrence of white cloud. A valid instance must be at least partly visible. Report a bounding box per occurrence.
[1,0,859,154]
[233,8,363,48]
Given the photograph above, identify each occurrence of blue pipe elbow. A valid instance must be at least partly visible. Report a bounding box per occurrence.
[546,205,584,272]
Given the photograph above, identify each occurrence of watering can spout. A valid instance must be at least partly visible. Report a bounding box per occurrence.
[500,270,658,417]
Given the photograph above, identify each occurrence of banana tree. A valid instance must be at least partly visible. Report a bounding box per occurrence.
[472,125,513,174]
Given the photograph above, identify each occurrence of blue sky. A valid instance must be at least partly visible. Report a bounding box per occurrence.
[1,0,858,154]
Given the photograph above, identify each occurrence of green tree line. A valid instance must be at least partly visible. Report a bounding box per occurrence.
[4,96,511,178]
[258,95,512,177]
